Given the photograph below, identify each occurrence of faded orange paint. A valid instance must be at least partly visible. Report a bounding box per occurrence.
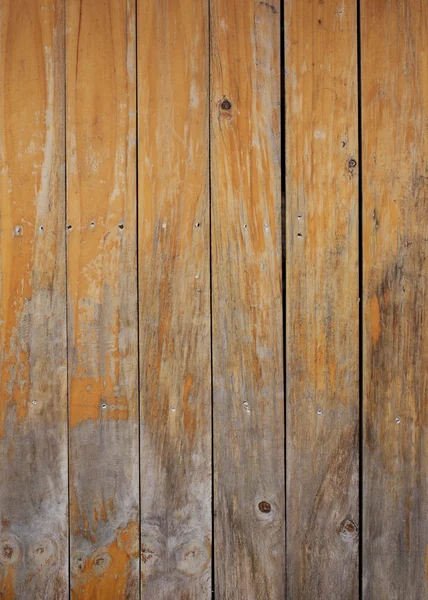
[1,0,68,594]
[66,0,138,596]
[1,564,17,600]
[0,0,61,439]
[70,377,129,428]
[72,522,138,600]
[138,0,212,596]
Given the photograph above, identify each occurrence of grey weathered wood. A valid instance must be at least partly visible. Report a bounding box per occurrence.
[285,0,360,597]
[361,1,428,598]
[211,0,285,597]
[0,1,68,597]
[137,1,211,598]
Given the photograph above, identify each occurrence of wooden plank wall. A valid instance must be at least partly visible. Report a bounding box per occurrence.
[0,1,427,599]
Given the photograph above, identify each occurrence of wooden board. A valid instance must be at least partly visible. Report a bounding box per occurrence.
[0,1,68,598]
[137,1,211,598]
[210,0,285,597]
[66,0,139,597]
[285,1,359,598]
[361,1,428,598]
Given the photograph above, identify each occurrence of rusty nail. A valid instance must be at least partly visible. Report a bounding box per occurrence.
[221,99,232,111]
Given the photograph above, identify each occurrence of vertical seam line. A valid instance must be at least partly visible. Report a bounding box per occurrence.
[357,0,364,598]
[135,0,142,597]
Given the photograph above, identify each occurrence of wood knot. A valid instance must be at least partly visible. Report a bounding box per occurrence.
[92,550,111,574]
[348,158,357,169]
[258,501,272,514]
[0,535,21,565]
[2,544,14,560]
[221,98,232,111]
[141,526,164,579]
[71,553,85,573]
[176,537,211,577]
[29,537,58,568]
[339,518,358,542]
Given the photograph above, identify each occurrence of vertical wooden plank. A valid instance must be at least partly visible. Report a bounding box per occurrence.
[361,1,428,598]
[211,1,285,597]
[137,2,211,598]
[285,1,359,598]
[0,1,68,598]
[66,0,139,597]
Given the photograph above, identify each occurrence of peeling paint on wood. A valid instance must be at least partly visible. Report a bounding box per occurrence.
[137,1,211,598]
[66,0,139,597]
[0,1,68,597]
[1,1,428,598]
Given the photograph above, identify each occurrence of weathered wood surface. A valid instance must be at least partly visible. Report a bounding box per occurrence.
[66,0,139,597]
[1,1,428,598]
[0,1,68,598]
[361,1,428,598]
[211,0,285,597]
[138,1,211,598]
[285,1,360,598]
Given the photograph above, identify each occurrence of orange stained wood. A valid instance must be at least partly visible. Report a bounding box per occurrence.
[285,0,359,598]
[211,0,285,596]
[72,521,139,599]
[66,0,139,597]
[362,0,428,598]
[0,0,68,597]
[138,0,211,597]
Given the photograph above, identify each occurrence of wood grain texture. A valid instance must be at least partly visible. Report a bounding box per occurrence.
[285,1,359,598]
[0,1,68,598]
[137,2,211,598]
[361,1,428,598]
[211,0,285,597]
[66,0,139,597]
